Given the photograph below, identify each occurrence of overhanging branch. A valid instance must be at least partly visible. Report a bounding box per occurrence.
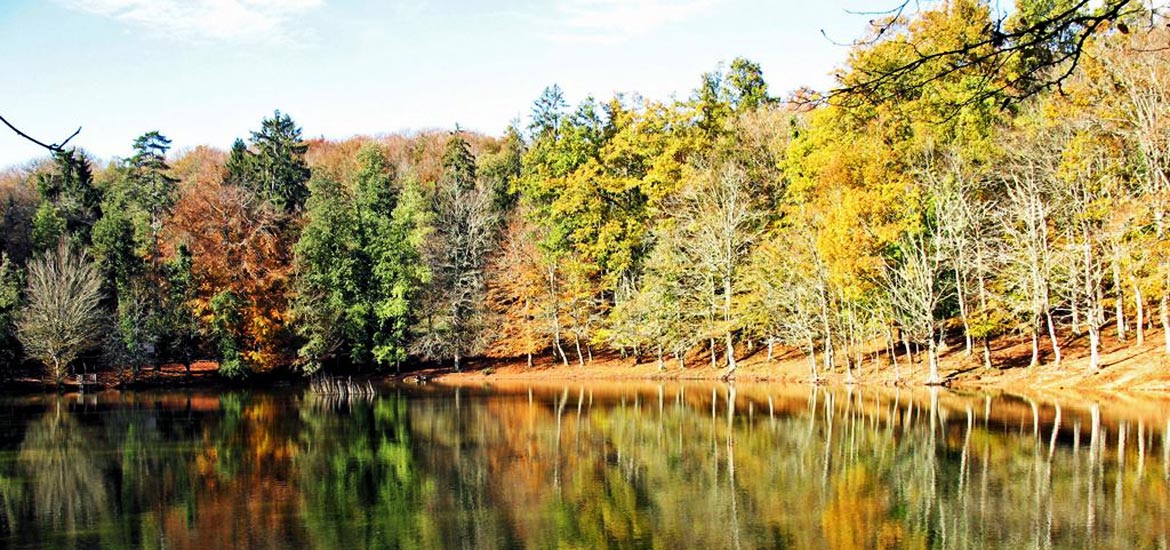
[0,113,82,154]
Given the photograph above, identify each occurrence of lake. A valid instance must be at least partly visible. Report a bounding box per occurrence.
[0,382,1166,549]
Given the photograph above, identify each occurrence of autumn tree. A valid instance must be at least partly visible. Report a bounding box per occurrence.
[167,176,290,376]
[484,214,550,367]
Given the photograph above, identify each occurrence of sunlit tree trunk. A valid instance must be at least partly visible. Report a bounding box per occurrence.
[806,336,819,384]
[723,274,737,378]
[1045,308,1061,367]
[1030,327,1040,368]
[548,264,569,366]
[926,331,942,386]
[1113,256,1126,343]
[1134,280,1145,346]
[1161,296,1170,354]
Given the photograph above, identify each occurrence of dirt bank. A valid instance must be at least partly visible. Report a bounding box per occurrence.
[430,328,1170,393]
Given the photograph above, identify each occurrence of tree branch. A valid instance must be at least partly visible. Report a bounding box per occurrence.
[0,113,82,154]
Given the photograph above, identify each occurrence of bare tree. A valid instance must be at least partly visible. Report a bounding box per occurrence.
[673,161,767,379]
[999,141,1064,368]
[413,182,498,371]
[744,236,824,383]
[1055,134,1114,371]
[926,152,1003,368]
[883,231,948,385]
[1098,26,1170,353]
[16,240,104,384]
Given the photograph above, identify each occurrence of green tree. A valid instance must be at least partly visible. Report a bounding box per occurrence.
[33,150,102,250]
[479,123,525,211]
[251,110,311,212]
[226,111,311,212]
[441,130,477,191]
[725,57,771,111]
[293,146,429,373]
[0,254,22,367]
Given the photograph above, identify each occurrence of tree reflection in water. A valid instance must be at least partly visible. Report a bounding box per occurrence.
[0,384,1165,549]
[18,400,107,532]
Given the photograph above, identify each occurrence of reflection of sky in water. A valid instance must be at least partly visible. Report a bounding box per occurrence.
[0,384,1166,549]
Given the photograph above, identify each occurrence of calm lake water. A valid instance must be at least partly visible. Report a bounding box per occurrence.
[0,382,1167,549]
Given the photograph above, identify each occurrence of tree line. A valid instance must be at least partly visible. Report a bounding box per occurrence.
[0,0,1166,384]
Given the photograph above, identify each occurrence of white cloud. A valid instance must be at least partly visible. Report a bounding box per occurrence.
[541,0,720,44]
[59,0,325,44]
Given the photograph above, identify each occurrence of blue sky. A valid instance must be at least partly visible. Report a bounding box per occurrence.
[0,0,882,168]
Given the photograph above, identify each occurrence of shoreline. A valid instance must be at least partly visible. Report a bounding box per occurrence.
[425,329,1170,394]
[4,329,1168,396]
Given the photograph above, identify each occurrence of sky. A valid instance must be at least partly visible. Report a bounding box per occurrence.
[0,0,885,168]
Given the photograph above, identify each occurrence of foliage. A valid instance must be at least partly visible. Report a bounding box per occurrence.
[2,6,1170,384]
[292,145,428,373]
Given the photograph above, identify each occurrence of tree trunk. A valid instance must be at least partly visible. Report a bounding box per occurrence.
[955,268,973,355]
[710,338,717,369]
[1088,320,1101,372]
[656,345,664,372]
[723,275,736,378]
[1135,280,1145,346]
[549,265,569,366]
[806,337,819,384]
[454,352,461,372]
[1162,294,1170,354]
[767,337,774,362]
[925,331,942,385]
[886,326,898,372]
[573,334,584,367]
[981,337,992,370]
[724,332,737,378]
[526,351,533,369]
[1045,309,1061,366]
[1071,295,1082,336]
[902,331,914,370]
[1113,257,1126,343]
[1030,327,1040,369]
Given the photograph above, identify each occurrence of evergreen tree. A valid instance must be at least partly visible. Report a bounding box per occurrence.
[530,85,567,140]
[33,150,102,250]
[441,131,477,191]
[293,146,428,373]
[224,138,253,188]
[223,111,311,212]
[725,57,770,111]
[0,254,23,368]
[250,111,311,212]
[480,123,525,211]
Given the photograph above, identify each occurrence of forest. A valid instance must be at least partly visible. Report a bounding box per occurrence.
[0,0,1168,386]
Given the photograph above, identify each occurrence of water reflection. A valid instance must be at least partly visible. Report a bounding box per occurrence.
[0,384,1166,549]
[19,403,107,530]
